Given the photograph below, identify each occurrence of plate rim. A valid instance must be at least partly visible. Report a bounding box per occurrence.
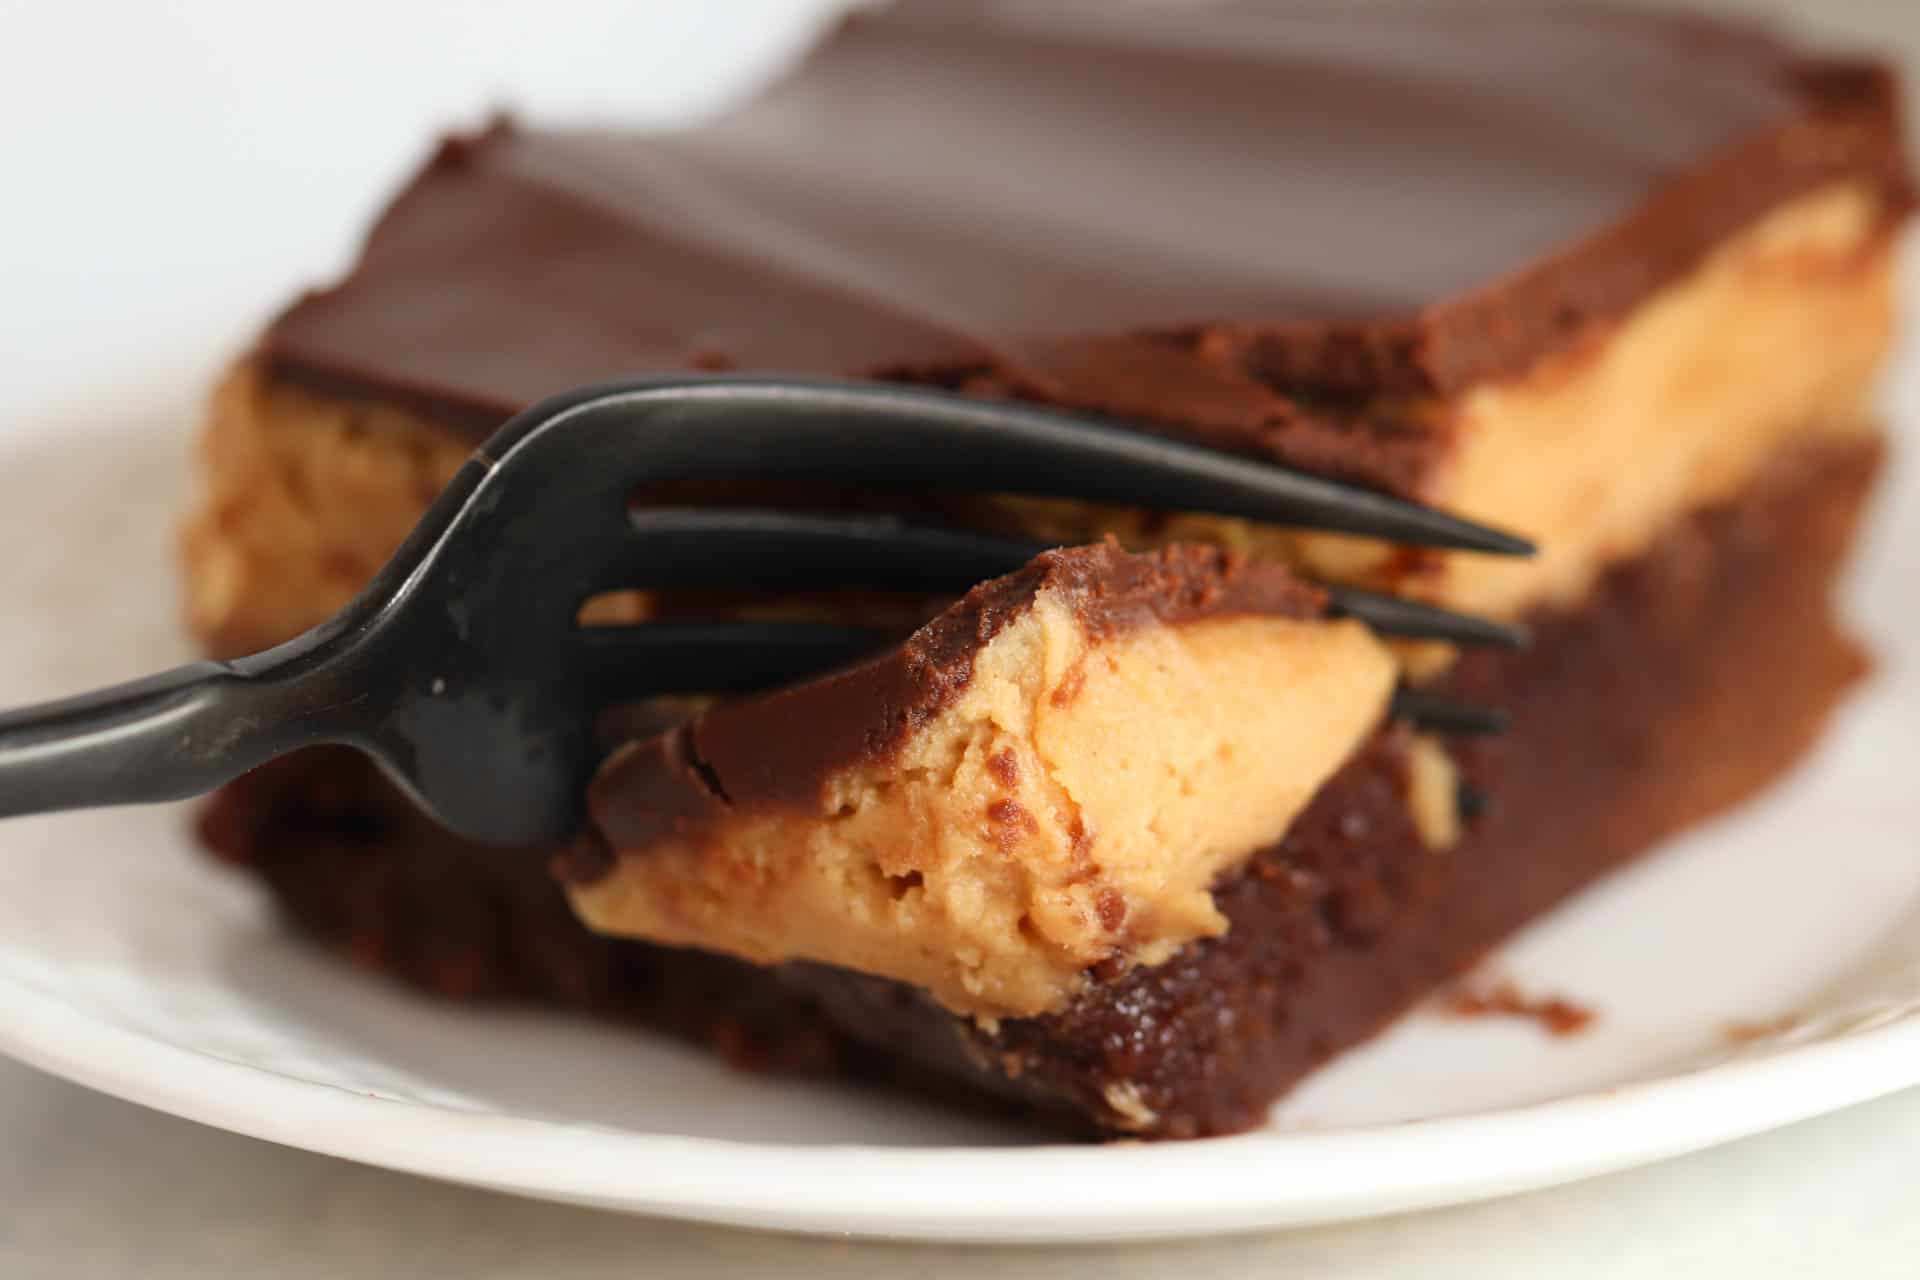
[6,962,1920,1241]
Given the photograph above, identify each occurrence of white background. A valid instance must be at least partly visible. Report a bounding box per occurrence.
[1,0,1918,1274]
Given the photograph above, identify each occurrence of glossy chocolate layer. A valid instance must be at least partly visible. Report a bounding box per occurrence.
[261,1,1906,495]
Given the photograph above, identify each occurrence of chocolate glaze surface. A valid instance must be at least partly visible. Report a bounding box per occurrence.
[261,2,1905,495]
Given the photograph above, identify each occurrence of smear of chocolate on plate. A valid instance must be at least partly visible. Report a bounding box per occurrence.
[1440,979,1596,1037]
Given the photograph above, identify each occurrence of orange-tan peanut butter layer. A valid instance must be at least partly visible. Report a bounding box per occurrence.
[566,543,1399,1020]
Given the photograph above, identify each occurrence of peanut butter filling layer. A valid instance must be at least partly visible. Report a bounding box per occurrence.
[1436,183,1892,620]
[571,548,1398,1019]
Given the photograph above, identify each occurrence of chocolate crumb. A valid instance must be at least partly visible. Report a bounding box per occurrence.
[1441,978,1595,1037]
[1049,662,1088,707]
[1722,1015,1800,1044]
[986,797,1036,853]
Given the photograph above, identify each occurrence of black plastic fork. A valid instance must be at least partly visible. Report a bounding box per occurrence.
[0,377,1530,846]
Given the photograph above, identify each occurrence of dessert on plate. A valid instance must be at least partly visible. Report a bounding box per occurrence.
[183,1,1910,1137]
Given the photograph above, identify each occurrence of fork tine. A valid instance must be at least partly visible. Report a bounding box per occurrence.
[493,378,1536,556]
[1326,587,1528,648]
[613,514,1526,648]
[580,620,1516,740]
[613,515,1526,653]
[1390,689,1511,735]
[578,622,896,698]
[607,510,1048,593]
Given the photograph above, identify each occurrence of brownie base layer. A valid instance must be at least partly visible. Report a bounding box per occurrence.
[199,436,1883,1138]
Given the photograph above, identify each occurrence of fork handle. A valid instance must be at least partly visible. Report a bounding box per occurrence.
[0,661,329,817]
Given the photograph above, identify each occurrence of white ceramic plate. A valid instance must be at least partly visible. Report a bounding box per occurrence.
[0,331,1916,1241]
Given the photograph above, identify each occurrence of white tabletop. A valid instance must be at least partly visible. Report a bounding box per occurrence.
[3,1055,1916,1277]
[2,0,1917,1273]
